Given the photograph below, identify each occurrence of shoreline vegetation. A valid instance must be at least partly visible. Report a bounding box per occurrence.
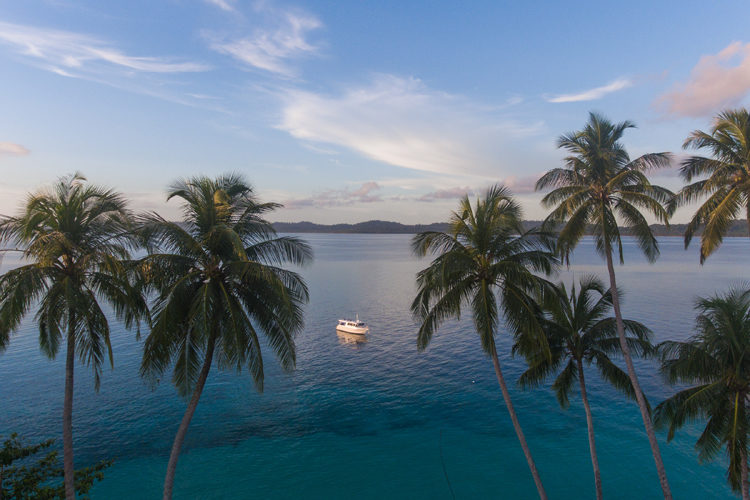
[272,219,750,236]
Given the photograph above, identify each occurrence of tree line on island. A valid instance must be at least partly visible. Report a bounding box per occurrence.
[0,108,749,499]
[273,218,750,238]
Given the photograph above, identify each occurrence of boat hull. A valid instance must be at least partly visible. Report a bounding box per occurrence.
[336,325,369,335]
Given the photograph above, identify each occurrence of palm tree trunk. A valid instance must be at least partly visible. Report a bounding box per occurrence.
[163,337,217,500]
[741,444,749,500]
[604,249,672,499]
[577,358,602,500]
[490,345,547,500]
[63,311,76,500]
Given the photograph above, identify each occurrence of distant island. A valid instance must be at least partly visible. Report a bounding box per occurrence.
[272,220,450,234]
[273,219,750,236]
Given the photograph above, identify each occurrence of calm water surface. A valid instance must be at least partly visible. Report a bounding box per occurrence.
[1,235,746,499]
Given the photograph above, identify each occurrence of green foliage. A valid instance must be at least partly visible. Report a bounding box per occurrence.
[655,286,750,493]
[536,112,674,264]
[137,173,312,396]
[0,173,147,387]
[411,184,558,356]
[0,433,111,499]
[678,108,750,263]
[513,276,653,407]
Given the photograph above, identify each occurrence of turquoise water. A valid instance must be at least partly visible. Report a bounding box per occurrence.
[0,235,745,499]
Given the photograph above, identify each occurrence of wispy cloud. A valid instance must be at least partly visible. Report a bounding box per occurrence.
[546,78,632,103]
[209,9,322,77]
[205,0,237,12]
[0,142,29,157]
[278,75,544,176]
[655,42,750,118]
[283,181,382,209]
[0,21,209,76]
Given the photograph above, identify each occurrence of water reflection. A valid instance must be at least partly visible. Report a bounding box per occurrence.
[336,329,368,348]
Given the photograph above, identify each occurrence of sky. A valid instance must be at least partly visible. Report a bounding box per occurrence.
[1,0,749,223]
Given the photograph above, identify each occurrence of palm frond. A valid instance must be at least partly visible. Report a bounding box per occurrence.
[551,359,578,408]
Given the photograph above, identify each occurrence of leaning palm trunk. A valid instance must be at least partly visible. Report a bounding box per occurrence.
[577,359,602,500]
[411,186,555,499]
[163,338,217,500]
[537,113,674,496]
[605,249,671,499]
[139,175,311,497]
[63,312,76,500]
[742,445,749,500]
[491,347,547,500]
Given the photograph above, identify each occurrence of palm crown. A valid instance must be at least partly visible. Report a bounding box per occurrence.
[411,184,557,355]
[679,108,750,263]
[514,275,652,407]
[536,112,674,263]
[137,173,312,396]
[655,286,750,495]
[0,173,145,385]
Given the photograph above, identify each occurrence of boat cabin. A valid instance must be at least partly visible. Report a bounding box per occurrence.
[338,319,366,327]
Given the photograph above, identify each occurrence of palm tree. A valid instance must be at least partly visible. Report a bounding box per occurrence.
[678,108,750,263]
[0,173,146,500]
[536,112,675,498]
[513,276,653,500]
[136,174,312,500]
[655,286,750,499]
[412,185,557,499]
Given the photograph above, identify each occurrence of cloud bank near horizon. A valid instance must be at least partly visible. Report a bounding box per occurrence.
[282,181,383,209]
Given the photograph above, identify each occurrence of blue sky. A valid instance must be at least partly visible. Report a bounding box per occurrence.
[1,0,749,223]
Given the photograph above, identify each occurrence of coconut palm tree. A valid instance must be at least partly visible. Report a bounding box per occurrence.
[655,286,750,499]
[678,108,750,263]
[136,174,311,500]
[0,173,146,500]
[513,276,653,500]
[536,112,675,498]
[412,184,557,499]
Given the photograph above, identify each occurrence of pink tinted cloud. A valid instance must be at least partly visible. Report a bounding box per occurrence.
[283,182,382,209]
[0,142,29,157]
[418,186,474,202]
[350,181,379,198]
[656,42,750,117]
[416,177,538,203]
[503,175,539,194]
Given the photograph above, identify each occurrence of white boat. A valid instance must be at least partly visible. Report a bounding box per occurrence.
[336,315,369,335]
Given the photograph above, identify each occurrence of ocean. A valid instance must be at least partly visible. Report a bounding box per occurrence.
[0,234,743,498]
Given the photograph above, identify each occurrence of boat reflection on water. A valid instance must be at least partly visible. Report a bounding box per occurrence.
[336,329,368,347]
